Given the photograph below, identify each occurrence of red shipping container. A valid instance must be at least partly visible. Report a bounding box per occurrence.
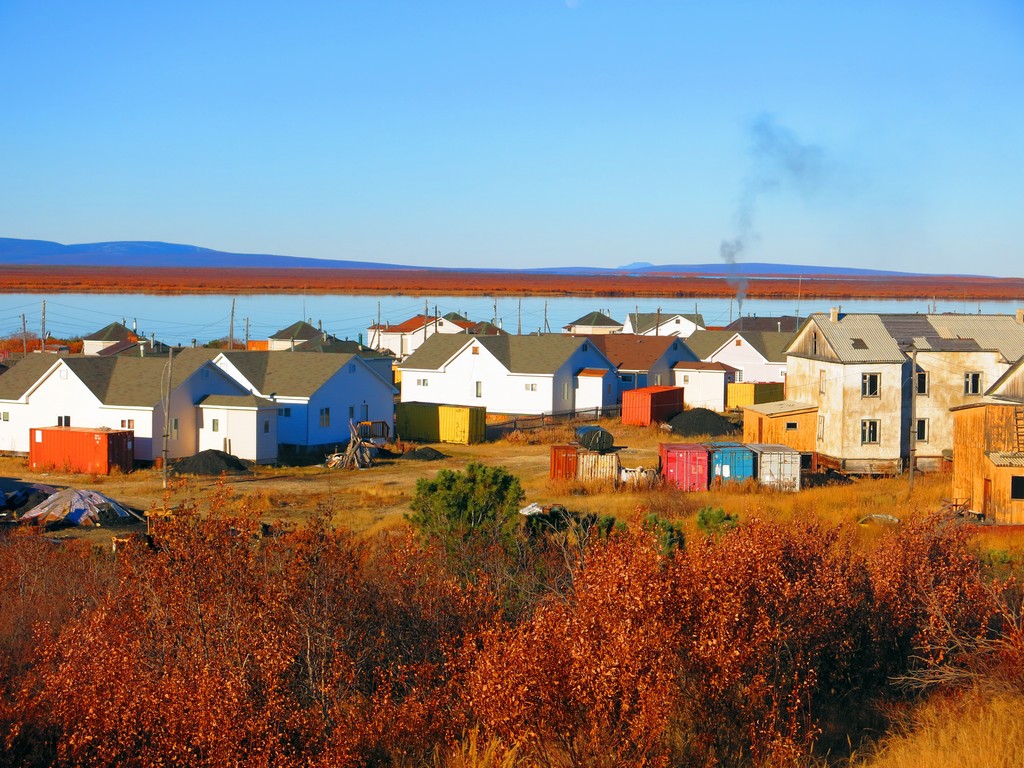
[550,444,579,480]
[621,386,684,426]
[659,443,709,492]
[29,427,135,475]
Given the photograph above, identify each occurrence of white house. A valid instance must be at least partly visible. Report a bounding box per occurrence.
[367,313,472,359]
[197,394,278,464]
[684,330,792,383]
[399,334,617,416]
[81,321,142,356]
[562,311,623,335]
[672,361,739,412]
[585,334,699,402]
[0,349,249,461]
[211,351,397,453]
[622,311,705,338]
[785,309,1024,473]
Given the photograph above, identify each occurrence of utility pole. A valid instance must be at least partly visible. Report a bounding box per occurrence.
[655,307,661,336]
[375,301,381,349]
[908,347,917,495]
[162,346,174,490]
[21,314,27,356]
[543,301,550,334]
[40,301,46,352]
[493,298,498,326]
[517,298,522,335]
[244,317,250,349]
[424,299,429,343]
[228,298,235,350]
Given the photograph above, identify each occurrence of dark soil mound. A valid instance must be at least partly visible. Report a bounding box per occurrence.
[402,447,448,461]
[171,449,251,476]
[668,408,739,438]
[802,468,853,488]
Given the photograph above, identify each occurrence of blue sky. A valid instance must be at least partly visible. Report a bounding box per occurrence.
[1,1,1022,275]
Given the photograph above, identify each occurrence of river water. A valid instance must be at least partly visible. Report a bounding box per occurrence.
[4,293,1021,347]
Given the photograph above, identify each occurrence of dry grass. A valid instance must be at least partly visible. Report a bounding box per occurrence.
[852,686,1024,768]
[434,729,524,768]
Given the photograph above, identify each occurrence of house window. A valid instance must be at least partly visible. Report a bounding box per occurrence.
[915,418,928,442]
[319,408,330,427]
[621,374,634,383]
[57,415,70,427]
[582,343,589,352]
[263,419,270,434]
[819,370,826,394]
[348,363,356,373]
[525,383,537,391]
[278,407,291,417]
[682,375,689,384]
[417,378,429,387]
[817,415,825,440]
[120,419,135,429]
[471,347,479,355]
[736,370,744,383]
[811,333,817,355]
[1,412,8,422]
[171,418,179,440]
[349,406,355,419]
[735,339,742,346]
[861,373,880,398]
[861,419,880,444]
[964,372,983,395]
[916,371,929,395]
[654,374,663,385]
[211,418,219,433]
[785,421,798,431]
[1012,476,1024,501]
[475,381,483,398]
[59,368,68,380]
[562,382,569,400]
[202,368,210,379]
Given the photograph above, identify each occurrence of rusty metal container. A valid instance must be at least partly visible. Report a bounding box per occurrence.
[29,427,134,475]
[550,444,579,480]
[659,443,709,492]
[576,450,620,484]
[621,385,684,426]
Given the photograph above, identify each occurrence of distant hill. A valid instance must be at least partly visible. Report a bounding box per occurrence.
[0,237,941,278]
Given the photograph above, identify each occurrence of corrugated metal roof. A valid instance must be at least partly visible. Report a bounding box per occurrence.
[926,315,1024,361]
[746,443,801,454]
[742,399,818,416]
[808,313,907,363]
[986,452,1024,467]
[198,394,276,408]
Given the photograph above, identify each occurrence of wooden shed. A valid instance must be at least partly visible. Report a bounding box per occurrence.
[952,400,1024,524]
[727,381,784,409]
[742,400,818,453]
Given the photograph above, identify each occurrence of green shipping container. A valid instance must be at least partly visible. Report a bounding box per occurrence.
[396,402,486,444]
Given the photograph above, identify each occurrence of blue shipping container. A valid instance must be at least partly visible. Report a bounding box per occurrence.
[707,441,755,484]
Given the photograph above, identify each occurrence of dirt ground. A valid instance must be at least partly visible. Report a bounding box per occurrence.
[0,419,988,550]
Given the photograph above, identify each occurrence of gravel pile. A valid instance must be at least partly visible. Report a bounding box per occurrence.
[667,408,739,438]
[171,449,251,476]
[401,447,449,461]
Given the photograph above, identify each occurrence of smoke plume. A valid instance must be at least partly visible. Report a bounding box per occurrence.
[720,114,830,312]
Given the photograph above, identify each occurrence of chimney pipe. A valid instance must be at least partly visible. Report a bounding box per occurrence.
[830,307,839,323]
[1016,308,1024,325]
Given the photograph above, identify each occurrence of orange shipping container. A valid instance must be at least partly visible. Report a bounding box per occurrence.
[621,385,684,426]
[29,427,134,475]
[550,444,579,480]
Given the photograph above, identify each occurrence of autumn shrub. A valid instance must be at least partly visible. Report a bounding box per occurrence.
[695,506,738,537]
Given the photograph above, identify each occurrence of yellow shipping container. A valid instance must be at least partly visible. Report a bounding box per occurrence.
[727,382,785,409]
[396,402,486,444]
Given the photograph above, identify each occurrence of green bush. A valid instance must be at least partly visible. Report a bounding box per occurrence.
[696,506,738,537]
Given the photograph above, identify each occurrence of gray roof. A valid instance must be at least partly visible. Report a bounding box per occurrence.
[0,349,220,406]
[565,311,622,328]
[742,399,818,416]
[82,322,135,343]
[0,355,63,401]
[800,313,908,363]
[198,394,276,409]
[401,333,599,375]
[293,337,392,358]
[219,350,358,397]
[746,443,801,454]
[269,320,323,342]
[628,312,704,335]
[685,330,794,362]
[796,312,1024,364]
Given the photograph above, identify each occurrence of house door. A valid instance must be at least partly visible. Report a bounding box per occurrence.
[360,403,369,421]
[983,478,992,515]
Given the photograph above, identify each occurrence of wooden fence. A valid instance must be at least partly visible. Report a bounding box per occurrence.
[486,405,621,438]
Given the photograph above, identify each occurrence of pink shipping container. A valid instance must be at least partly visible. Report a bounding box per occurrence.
[29,427,134,475]
[550,444,580,480]
[621,386,684,426]
[659,443,709,492]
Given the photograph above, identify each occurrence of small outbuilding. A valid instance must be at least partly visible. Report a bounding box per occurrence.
[747,443,802,492]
